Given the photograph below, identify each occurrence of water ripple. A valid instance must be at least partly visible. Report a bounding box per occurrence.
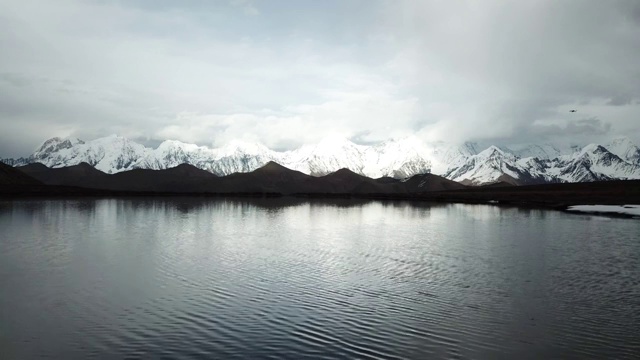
[1,199,639,359]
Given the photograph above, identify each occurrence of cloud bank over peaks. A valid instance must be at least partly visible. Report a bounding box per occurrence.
[0,0,639,157]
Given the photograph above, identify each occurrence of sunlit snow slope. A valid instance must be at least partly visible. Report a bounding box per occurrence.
[4,135,640,184]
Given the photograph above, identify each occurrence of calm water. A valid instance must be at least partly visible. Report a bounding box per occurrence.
[1,198,639,359]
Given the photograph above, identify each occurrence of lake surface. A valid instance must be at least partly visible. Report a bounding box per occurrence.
[1,198,639,359]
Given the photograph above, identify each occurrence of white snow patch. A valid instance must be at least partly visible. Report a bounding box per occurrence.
[566,205,640,217]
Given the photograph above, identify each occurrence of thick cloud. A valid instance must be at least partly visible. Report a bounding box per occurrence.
[0,0,639,157]
[384,0,640,143]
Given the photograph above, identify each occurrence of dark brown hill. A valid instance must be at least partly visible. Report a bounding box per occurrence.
[18,163,218,193]
[4,161,640,207]
[403,173,467,192]
[374,176,398,184]
[99,164,219,192]
[217,161,312,194]
[0,161,42,185]
[480,181,515,188]
[9,161,468,195]
[494,174,521,186]
[158,163,218,178]
[16,162,49,173]
[18,162,106,186]
[306,168,398,194]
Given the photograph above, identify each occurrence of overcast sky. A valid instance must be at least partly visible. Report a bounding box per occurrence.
[1,0,640,157]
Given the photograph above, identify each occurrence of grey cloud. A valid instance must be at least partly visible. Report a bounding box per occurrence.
[607,95,634,106]
[0,73,35,87]
[533,118,612,137]
[1,0,640,157]
[488,117,613,147]
[387,0,640,142]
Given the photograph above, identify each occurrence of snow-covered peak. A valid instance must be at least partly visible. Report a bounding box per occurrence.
[609,136,633,147]
[444,145,535,185]
[34,137,62,153]
[66,137,84,146]
[606,137,640,164]
[91,134,136,146]
[548,142,640,182]
[556,143,616,165]
[461,141,480,155]
[7,134,640,184]
[278,135,368,176]
[580,143,608,155]
[33,137,85,158]
[156,139,205,153]
[90,135,147,152]
[24,134,149,173]
[478,145,503,155]
[371,136,427,154]
[476,145,518,161]
[554,143,603,163]
[133,139,213,171]
[314,135,364,153]
[506,144,563,160]
[216,140,272,157]
[362,136,432,178]
[422,141,479,175]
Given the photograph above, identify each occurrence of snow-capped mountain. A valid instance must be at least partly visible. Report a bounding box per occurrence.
[207,141,279,175]
[285,135,370,176]
[363,137,433,179]
[445,146,551,185]
[135,140,212,170]
[607,137,640,165]
[33,137,85,158]
[504,144,564,160]
[549,144,640,182]
[446,141,640,185]
[4,135,640,185]
[424,141,479,175]
[7,135,149,174]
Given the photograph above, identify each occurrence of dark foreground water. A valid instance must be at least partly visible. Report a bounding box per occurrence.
[1,198,639,359]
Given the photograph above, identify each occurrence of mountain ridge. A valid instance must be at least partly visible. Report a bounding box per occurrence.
[4,135,640,185]
[16,161,462,195]
[6,160,640,209]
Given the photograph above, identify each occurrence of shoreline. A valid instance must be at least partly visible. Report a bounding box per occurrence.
[2,180,639,217]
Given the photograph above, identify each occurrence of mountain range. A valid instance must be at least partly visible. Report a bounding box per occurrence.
[0,161,42,185]
[13,161,466,195]
[3,135,640,185]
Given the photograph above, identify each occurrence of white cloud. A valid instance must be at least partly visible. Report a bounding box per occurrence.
[0,0,639,156]
[156,88,420,149]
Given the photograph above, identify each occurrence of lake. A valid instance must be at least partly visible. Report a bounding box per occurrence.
[1,198,639,359]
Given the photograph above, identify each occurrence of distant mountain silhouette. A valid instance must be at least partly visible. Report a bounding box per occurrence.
[17,161,466,195]
[399,173,467,192]
[476,174,521,187]
[479,181,515,188]
[0,161,42,185]
[102,164,219,192]
[6,160,640,207]
[19,162,107,187]
[218,161,312,193]
[6,134,640,185]
[308,168,396,194]
[374,176,398,184]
